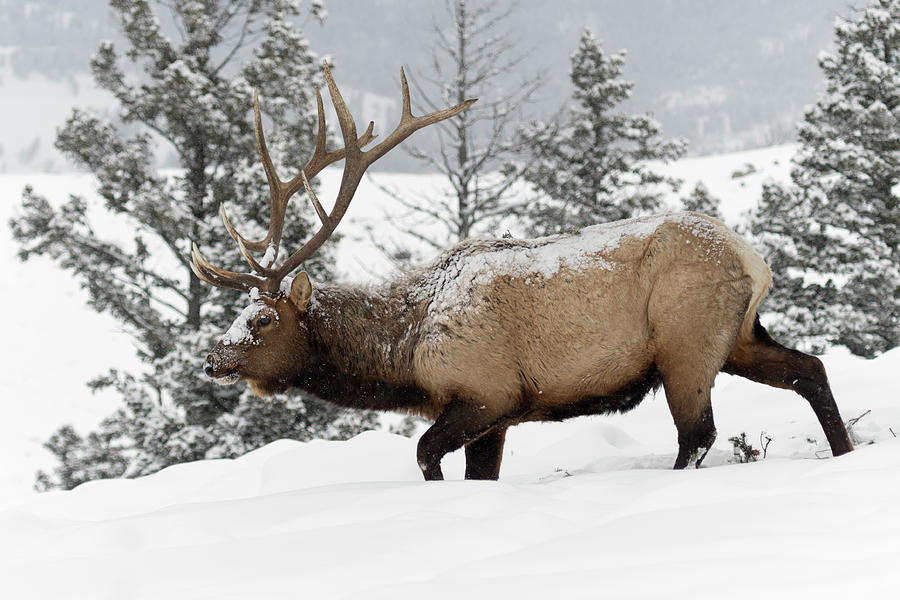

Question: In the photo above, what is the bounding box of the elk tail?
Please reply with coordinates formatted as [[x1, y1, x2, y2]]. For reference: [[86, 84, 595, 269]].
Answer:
[[733, 237, 772, 341]]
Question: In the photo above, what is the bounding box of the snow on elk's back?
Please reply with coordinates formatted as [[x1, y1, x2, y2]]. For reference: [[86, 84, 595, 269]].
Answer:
[[415, 213, 708, 317]]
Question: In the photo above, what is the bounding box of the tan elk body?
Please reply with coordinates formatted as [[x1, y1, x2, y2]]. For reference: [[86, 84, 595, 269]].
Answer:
[[194, 63, 853, 480]]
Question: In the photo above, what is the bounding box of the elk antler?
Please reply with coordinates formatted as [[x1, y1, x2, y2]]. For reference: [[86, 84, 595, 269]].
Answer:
[[219, 87, 377, 266], [191, 61, 476, 295]]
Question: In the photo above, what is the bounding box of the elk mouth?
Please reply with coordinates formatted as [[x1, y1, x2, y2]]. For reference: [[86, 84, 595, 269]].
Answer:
[[204, 359, 242, 385], [213, 371, 241, 385]]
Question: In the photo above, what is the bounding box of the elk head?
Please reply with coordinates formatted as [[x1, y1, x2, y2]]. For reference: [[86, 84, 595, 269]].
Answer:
[[191, 62, 475, 396]]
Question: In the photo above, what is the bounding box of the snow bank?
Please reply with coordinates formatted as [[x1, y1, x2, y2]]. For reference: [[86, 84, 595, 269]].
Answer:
[[1, 348, 898, 599]]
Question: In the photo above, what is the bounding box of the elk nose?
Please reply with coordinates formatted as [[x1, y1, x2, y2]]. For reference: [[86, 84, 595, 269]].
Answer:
[[203, 360, 214, 377]]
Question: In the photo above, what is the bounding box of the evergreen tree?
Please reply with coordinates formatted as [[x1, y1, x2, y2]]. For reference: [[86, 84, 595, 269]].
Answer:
[[10, 0, 377, 490], [681, 181, 723, 219], [752, 0, 900, 358], [515, 29, 686, 235], [750, 183, 842, 354]]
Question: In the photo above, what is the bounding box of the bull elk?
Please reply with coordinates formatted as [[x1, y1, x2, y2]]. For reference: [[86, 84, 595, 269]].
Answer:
[[192, 62, 853, 480]]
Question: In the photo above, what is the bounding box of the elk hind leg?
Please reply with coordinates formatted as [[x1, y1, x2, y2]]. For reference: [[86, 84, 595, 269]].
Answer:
[[723, 319, 853, 456]]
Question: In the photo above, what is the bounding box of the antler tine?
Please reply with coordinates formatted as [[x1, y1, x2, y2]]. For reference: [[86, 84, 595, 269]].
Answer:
[[400, 66, 413, 118], [269, 61, 371, 279], [223, 87, 378, 270], [281, 88, 376, 198], [218, 90, 291, 264], [190, 242, 263, 293], [301, 170, 332, 230], [270, 62, 477, 281], [218, 204, 280, 276], [363, 67, 477, 168], [254, 90, 282, 197]]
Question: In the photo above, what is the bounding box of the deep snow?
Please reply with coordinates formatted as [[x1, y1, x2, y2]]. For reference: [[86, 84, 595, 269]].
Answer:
[[3, 144, 899, 598], [1, 346, 898, 599]]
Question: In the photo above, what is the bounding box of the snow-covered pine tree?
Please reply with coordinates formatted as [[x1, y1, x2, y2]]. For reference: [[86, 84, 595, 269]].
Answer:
[[514, 28, 686, 235], [10, 0, 377, 490], [681, 181, 723, 219], [752, 0, 900, 358], [750, 183, 842, 354]]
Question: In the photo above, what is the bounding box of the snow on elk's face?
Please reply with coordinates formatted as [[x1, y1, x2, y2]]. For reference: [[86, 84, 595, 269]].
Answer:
[[203, 274, 314, 397]]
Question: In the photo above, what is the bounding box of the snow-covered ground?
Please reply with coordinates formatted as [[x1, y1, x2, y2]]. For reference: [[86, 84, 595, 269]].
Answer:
[[1, 346, 898, 599], [3, 144, 899, 598]]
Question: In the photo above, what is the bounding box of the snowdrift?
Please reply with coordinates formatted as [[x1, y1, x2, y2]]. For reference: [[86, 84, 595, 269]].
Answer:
[[2, 348, 898, 599]]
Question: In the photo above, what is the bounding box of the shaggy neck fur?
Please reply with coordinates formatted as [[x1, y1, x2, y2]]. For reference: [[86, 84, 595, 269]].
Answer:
[[290, 282, 431, 413]]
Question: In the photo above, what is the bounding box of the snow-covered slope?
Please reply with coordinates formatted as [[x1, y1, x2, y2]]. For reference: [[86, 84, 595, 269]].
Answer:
[[1, 346, 898, 599], [2, 145, 898, 598]]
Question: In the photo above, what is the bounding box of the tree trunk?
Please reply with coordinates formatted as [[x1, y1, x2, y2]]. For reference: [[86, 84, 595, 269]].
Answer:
[[455, 0, 471, 241], [186, 148, 208, 331]]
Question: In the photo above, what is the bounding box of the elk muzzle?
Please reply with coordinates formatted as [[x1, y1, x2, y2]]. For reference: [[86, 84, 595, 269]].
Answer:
[[203, 343, 243, 385]]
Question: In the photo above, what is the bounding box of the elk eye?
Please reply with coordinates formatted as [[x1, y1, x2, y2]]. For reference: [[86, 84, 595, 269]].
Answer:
[[257, 315, 271, 327]]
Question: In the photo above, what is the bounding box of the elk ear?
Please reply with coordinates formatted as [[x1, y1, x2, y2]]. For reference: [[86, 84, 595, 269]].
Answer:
[[289, 271, 313, 312]]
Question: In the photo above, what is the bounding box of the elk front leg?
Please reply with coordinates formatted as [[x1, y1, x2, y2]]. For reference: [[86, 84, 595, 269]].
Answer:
[[464, 427, 507, 480], [417, 400, 502, 481], [649, 272, 748, 469]]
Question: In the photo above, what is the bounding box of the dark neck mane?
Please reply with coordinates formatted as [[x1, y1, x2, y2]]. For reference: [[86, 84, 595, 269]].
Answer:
[[290, 282, 432, 414]]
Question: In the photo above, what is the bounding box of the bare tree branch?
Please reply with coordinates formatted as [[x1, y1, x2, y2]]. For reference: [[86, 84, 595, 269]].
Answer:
[[378, 0, 543, 256]]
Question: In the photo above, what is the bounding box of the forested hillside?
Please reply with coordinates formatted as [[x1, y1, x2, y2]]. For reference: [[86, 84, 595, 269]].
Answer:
[[0, 0, 848, 171]]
